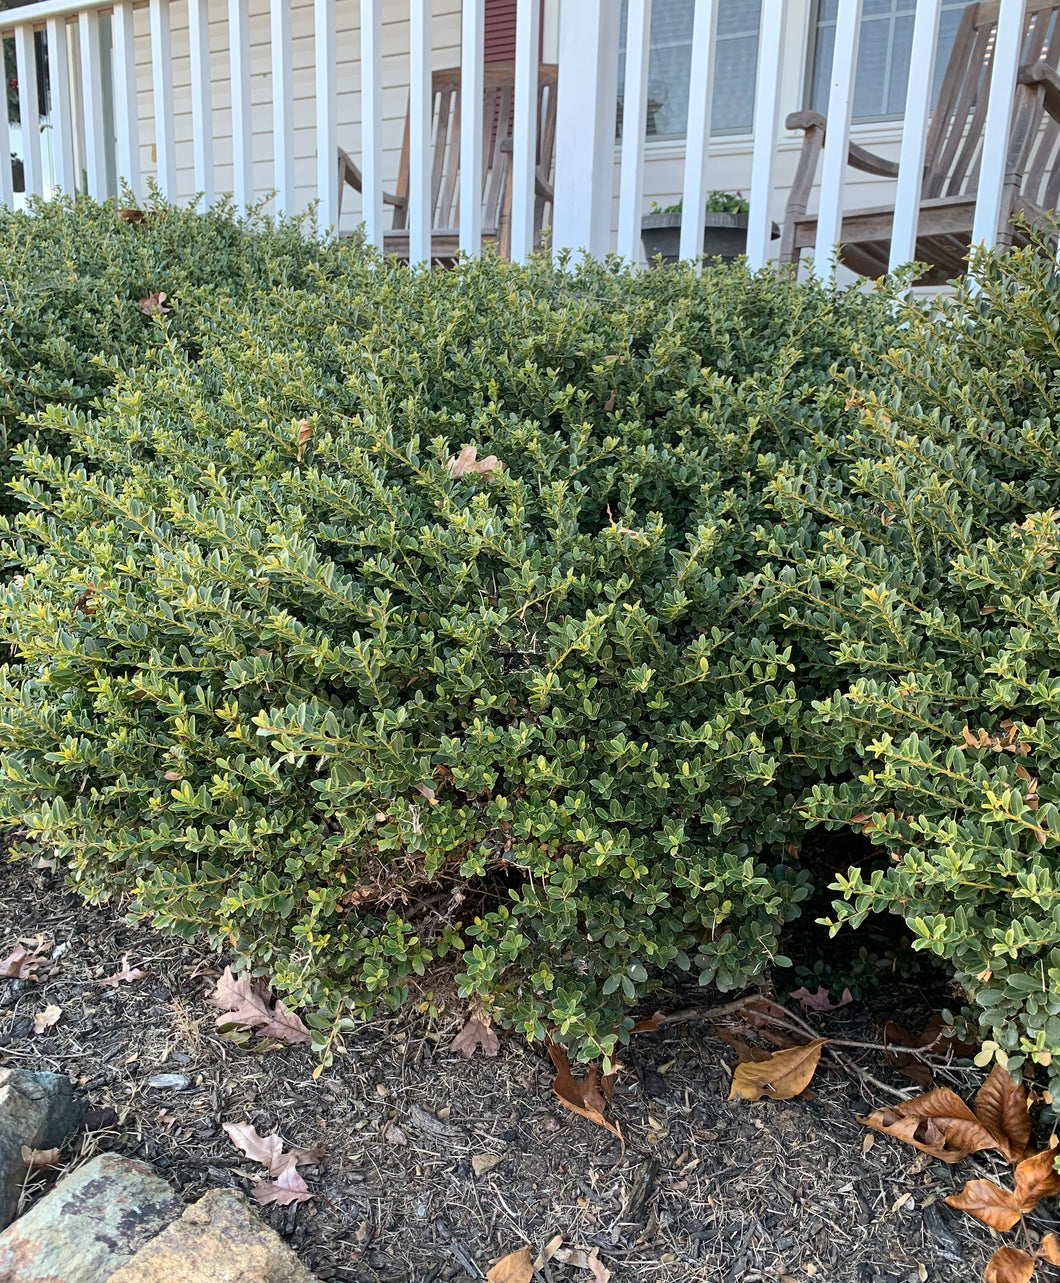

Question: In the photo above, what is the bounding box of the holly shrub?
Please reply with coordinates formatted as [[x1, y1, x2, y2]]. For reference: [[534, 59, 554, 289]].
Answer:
[[2, 206, 1060, 1082], [0, 193, 328, 512]]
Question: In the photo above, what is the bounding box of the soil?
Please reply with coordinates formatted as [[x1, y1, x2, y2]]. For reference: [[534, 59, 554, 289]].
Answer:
[[0, 850, 1052, 1283]]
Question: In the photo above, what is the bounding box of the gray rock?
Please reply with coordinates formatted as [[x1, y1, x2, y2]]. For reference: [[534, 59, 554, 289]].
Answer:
[[147, 1073, 191, 1090], [0, 1068, 84, 1229], [106, 1188, 318, 1282], [0, 1153, 182, 1282]]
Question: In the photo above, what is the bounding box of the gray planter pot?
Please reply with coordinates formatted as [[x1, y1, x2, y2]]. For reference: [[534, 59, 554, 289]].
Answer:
[[641, 210, 762, 265]]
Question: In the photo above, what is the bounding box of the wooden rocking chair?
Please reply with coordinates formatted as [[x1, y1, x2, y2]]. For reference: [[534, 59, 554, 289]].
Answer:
[[781, 0, 1060, 283], [338, 62, 558, 263]]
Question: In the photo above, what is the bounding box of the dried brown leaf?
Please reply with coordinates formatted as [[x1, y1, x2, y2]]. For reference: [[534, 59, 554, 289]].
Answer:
[[984, 1247, 1036, 1283], [223, 1121, 323, 1176], [0, 943, 44, 980], [946, 1146, 1060, 1230], [471, 1153, 503, 1177], [548, 1043, 622, 1141], [448, 445, 504, 481], [295, 418, 312, 461], [138, 291, 170, 316], [859, 1087, 998, 1163], [20, 1145, 59, 1170], [450, 1016, 500, 1059], [975, 1064, 1032, 1163], [728, 1038, 827, 1102], [94, 955, 147, 987], [630, 1010, 666, 1035], [207, 966, 310, 1045], [486, 1246, 533, 1283], [790, 985, 852, 1012], [1039, 1232, 1060, 1266], [32, 1005, 62, 1034], [251, 1164, 315, 1207]]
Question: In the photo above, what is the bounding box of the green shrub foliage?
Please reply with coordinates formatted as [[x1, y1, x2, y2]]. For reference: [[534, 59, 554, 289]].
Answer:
[[2, 208, 1060, 1081], [0, 194, 327, 511]]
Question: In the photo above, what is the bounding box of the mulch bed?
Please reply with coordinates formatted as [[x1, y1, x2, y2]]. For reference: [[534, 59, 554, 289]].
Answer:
[[0, 850, 1044, 1283]]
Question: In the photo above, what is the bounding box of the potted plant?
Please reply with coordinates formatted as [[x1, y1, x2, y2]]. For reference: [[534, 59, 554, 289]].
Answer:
[[640, 191, 773, 265]]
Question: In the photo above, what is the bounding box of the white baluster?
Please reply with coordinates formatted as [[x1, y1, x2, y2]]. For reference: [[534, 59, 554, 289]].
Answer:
[[459, 0, 483, 257], [46, 17, 77, 195], [0, 30, 11, 209], [510, 0, 540, 262], [680, 0, 719, 262], [552, 0, 620, 258], [15, 25, 43, 199], [315, 0, 337, 235], [617, 0, 651, 265], [814, 0, 862, 271], [150, 0, 176, 199], [228, 0, 253, 210], [745, 0, 786, 272], [189, 0, 214, 207], [78, 8, 107, 200], [971, 0, 1027, 253], [270, 0, 294, 217], [409, 0, 432, 265], [889, 0, 941, 273], [112, 1, 141, 197], [360, 0, 383, 246]]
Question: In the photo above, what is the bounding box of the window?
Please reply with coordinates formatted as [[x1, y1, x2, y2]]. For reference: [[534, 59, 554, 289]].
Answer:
[[617, 0, 761, 140], [808, 0, 972, 122]]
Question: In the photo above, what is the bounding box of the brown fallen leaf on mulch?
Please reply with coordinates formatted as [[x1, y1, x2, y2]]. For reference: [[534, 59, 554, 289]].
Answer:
[[790, 985, 852, 1012], [20, 1145, 59, 1170], [486, 1245, 533, 1283], [946, 1146, 1060, 1231], [32, 1005, 62, 1033], [252, 1164, 316, 1207], [0, 942, 45, 979], [728, 1038, 828, 1102], [207, 966, 310, 1044], [883, 1015, 977, 1089], [94, 955, 147, 987], [547, 1043, 621, 1141], [860, 1067, 1029, 1165], [450, 1016, 500, 1059], [222, 1121, 323, 1176]]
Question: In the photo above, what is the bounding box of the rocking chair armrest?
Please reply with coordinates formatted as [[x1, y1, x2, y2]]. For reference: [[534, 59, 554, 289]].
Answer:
[[497, 138, 553, 202], [1020, 61, 1060, 124], [338, 147, 401, 207], [784, 111, 898, 177]]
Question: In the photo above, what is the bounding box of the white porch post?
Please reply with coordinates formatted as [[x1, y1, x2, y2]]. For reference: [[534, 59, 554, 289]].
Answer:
[[46, 16, 77, 195], [813, 0, 862, 272], [409, 0, 433, 266], [745, 0, 786, 271], [189, 0, 214, 207], [149, 0, 177, 199], [510, 0, 540, 262], [617, 0, 651, 265], [315, 0, 337, 235], [112, 1, 142, 197], [459, 0, 484, 257], [680, 0, 718, 262], [78, 8, 107, 200], [971, 0, 1026, 253], [552, 0, 620, 258], [271, 0, 295, 217], [360, 0, 384, 247], [888, 0, 941, 272], [228, 0, 253, 211], [15, 26, 43, 198]]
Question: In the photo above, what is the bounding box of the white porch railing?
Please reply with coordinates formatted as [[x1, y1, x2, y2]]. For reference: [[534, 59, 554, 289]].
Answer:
[[0, 0, 1039, 268]]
